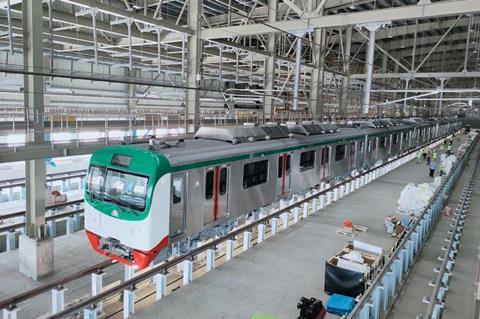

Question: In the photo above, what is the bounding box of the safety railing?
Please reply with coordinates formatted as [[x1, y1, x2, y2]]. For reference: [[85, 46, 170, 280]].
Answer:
[[346, 135, 478, 319], [0, 169, 86, 190], [0, 110, 331, 149]]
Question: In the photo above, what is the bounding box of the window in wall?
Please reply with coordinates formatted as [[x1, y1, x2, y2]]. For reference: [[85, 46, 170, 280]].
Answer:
[[243, 160, 269, 189], [300, 150, 315, 171], [359, 141, 364, 153], [335, 144, 346, 161]]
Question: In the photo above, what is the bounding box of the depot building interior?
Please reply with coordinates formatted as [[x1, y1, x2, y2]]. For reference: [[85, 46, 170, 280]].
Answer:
[[0, 1, 480, 319]]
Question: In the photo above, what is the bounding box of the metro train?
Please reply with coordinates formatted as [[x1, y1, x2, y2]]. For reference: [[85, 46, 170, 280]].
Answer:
[[84, 118, 461, 269]]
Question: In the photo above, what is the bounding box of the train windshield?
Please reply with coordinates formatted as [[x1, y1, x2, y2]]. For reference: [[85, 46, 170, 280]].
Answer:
[[86, 166, 105, 201], [86, 166, 149, 212]]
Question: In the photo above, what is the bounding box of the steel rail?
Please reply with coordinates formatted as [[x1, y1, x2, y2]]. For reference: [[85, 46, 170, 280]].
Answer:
[[423, 142, 480, 318], [44, 131, 458, 319], [347, 134, 478, 318], [0, 208, 86, 233]]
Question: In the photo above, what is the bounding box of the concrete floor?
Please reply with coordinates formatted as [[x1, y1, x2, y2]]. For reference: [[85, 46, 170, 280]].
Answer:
[[388, 143, 480, 319], [132, 153, 447, 319]]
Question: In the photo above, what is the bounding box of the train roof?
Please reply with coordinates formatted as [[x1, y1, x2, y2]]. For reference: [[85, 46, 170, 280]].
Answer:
[[141, 121, 445, 170]]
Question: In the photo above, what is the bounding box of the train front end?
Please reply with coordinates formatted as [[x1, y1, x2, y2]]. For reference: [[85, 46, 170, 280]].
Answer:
[[84, 146, 171, 270]]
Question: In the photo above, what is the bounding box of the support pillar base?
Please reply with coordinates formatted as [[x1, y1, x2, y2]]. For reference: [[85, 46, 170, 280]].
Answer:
[[19, 235, 53, 281]]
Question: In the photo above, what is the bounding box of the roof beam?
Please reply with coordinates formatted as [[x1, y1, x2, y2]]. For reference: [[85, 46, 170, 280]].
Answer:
[[282, 0, 304, 16], [394, 42, 472, 58], [59, 0, 192, 35], [369, 32, 471, 52], [351, 16, 471, 43], [200, 0, 480, 39], [350, 71, 480, 80]]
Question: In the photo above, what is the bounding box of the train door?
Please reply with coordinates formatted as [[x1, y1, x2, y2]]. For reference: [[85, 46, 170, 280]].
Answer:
[[366, 138, 372, 165], [204, 165, 229, 225], [357, 140, 365, 168], [348, 141, 356, 171], [276, 153, 292, 196], [170, 172, 186, 237], [320, 146, 330, 179]]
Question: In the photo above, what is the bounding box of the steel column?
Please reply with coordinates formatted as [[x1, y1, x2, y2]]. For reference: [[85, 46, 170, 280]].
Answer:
[[23, 0, 47, 239], [292, 36, 303, 111], [186, 0, 202, 133], [340, 26, 352, 118], [362, 25, 381, 115], [310, 28, 327, 116], [263, 0, 278, 119]]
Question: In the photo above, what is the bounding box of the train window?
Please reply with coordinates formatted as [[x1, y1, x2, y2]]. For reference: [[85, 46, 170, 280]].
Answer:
[[393, 134, 399, 145], [86, 165, 104, 200], [321, 147, 329, 165], [219, 167, 227, 195], [278, 155, 292, 178], [205, 170, 214, 200], [111, 154, 132, 168], [243, 160, 268, 189], [278, 156, 283, 178], [335, 144, 346, 161], [300, 150, 315, 171], [379, 137, 386, 149], [172, 177, 183, 204], [286, 155, 291, 174], [104, 169, 148, 211]]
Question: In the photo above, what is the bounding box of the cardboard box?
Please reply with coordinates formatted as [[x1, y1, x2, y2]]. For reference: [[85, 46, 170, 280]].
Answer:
[[324, 240, 384, 297]]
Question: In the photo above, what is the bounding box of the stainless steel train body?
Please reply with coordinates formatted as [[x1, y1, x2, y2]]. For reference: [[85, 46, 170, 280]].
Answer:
[[84, 118, 461, 268], [164, 120, 459, 244]]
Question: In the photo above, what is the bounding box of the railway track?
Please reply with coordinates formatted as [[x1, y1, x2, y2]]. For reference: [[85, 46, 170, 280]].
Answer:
[[0, 132, 460, 319]]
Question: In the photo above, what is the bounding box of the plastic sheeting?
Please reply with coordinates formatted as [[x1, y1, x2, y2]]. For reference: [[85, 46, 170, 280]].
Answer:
[[396, 177, 442, 215], [324, 262, 365, 297], [440, 154, 457, 174]]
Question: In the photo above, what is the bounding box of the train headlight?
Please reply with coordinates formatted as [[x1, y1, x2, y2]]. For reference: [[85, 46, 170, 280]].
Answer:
[[111, 209, 119, 217]]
